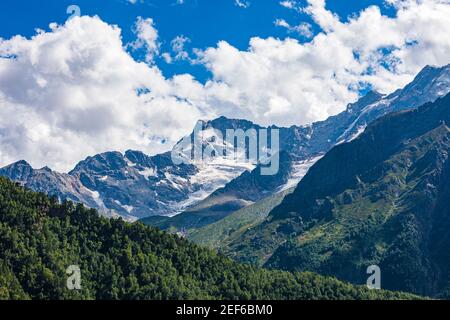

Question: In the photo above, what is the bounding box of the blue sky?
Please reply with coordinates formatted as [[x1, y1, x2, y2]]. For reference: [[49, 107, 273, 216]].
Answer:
[[0, 0, 396, 82]]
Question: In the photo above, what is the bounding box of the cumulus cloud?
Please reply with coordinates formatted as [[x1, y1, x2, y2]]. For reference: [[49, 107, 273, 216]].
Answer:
[[130, 17, 160, 63], [163, 35, 192, 63], [0, 16, 209, 171], [0, 0, 449, 171], [279, 0, 303, 12], [274, 19, 313, 38], [196, 0, 450, 126]]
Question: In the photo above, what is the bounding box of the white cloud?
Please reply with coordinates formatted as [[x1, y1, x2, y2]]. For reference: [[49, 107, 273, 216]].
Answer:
[[274, 19, 313, 38], [131, 17, 160, 63], [304, 0, 340, 32], [0, 16, 209, 172], [163, 35, 192, 63], [235, 0, 251, 8], [162, 52, 173, 64], [196, 0, 450, 126], [280, 1, 295, 9], [279, 0, 303, 12]]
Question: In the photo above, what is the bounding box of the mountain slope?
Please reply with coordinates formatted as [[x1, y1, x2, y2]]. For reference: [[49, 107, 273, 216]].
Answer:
[[0, 117, 262, 221], [189, 187, 295, 248], [141, 151, 294, 232], [224, 93, 450, 298], [1, 64, 449, 222], [131, 63, 448, 222], [141, 64, 450, 231], [0, 176, 419, 300]]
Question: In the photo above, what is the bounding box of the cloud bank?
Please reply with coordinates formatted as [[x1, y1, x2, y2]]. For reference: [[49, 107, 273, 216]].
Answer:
[[0, 17, 208, 171], [0, 0, 449, 171]]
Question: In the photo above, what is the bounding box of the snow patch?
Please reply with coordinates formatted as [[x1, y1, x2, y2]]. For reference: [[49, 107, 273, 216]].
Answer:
[[138, 167, 157, 180], [349, 125, 367, 141], [125, 158, 136, 167], [84, 186, 106, 209], [279, 155, 323, 191], [114, 200, 135, 214], [169, 158, 255, 216]]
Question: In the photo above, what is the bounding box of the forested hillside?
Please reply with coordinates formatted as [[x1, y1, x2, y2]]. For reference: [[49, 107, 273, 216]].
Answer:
[[0, 177, 418, 300], [224, 94, 450, 298]]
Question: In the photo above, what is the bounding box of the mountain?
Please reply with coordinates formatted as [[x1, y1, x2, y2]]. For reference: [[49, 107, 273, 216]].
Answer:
[[0, 160, 101, 209], [0, 176, 419, 300], [1, 64, 449, 222], [0, 116, 265, 221], [0, 151, 201, 220], [223, 93, 450, 298], [141, 64, 450, 230], [141, 151, 294, 232], [0, 140, 255, 222]]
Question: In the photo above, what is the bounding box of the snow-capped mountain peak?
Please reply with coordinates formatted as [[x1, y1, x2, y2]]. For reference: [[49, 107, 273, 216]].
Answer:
[[1, 64, 449, 221]]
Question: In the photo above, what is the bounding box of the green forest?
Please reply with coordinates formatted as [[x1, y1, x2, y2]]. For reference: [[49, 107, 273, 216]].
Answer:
[[0, 177, 419, 300]]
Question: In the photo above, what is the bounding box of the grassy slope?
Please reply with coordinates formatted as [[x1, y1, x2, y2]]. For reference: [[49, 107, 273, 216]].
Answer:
[[189, 188, 294, 248]]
